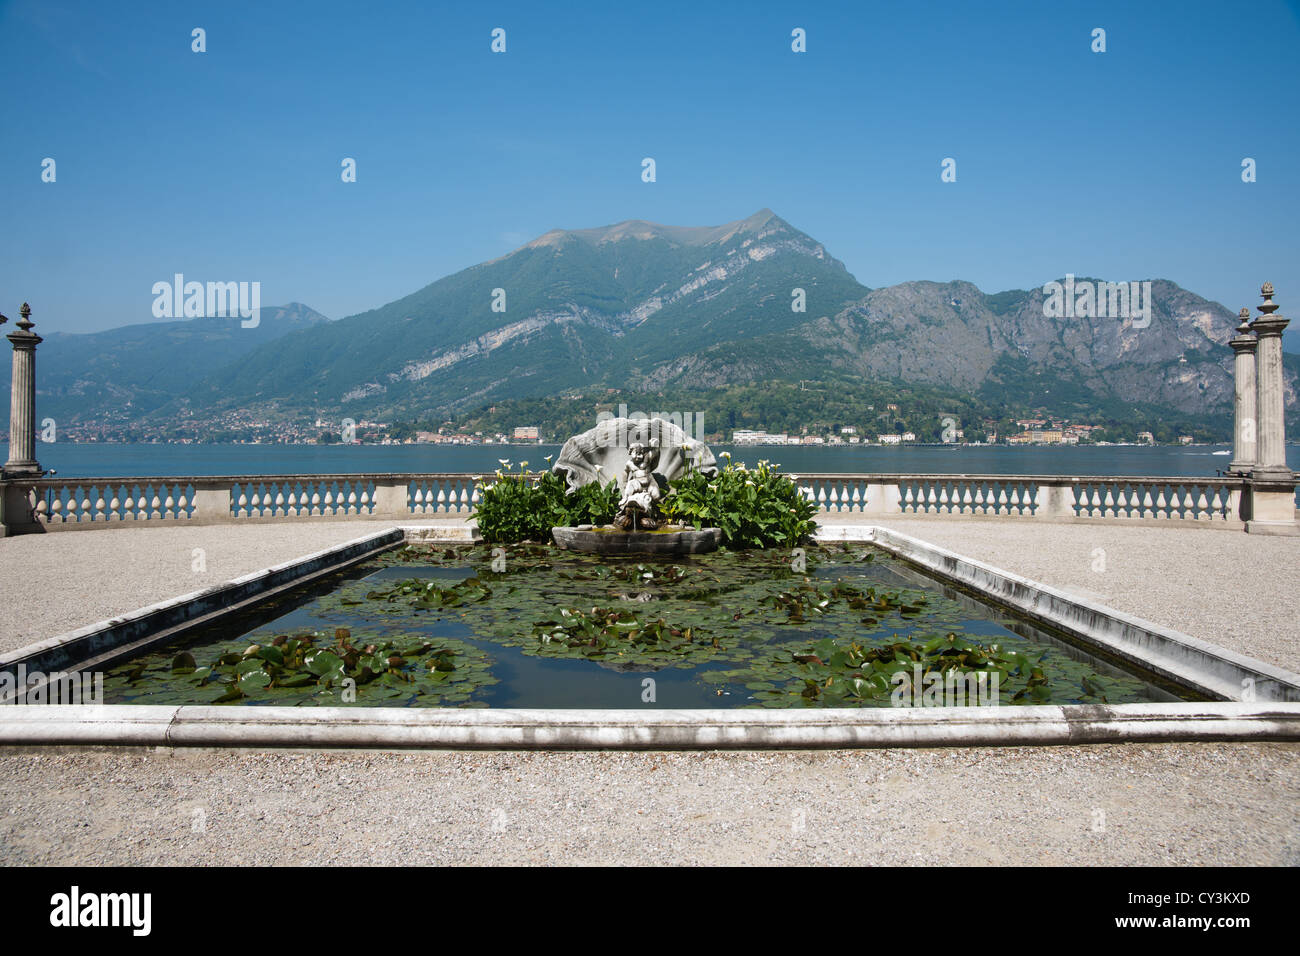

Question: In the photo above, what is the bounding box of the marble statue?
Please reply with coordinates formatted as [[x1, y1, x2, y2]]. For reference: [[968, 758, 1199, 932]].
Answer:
[[551, 416, 717, 495], [614, 440, 664, 530]]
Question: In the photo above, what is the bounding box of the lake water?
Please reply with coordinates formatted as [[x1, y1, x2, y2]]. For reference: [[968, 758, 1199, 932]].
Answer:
[[7, 441, 1296, 480]]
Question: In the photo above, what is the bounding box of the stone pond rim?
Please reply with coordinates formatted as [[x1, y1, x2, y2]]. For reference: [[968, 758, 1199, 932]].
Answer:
[[551, 524, 723, 555]]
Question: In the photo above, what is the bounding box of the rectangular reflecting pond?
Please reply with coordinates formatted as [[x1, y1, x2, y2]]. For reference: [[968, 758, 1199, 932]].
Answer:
[[100, 543, 1195, 709]]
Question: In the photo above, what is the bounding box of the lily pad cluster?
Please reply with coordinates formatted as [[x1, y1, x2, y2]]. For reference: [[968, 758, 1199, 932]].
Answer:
[[532, 605, 725, 666], [108, 627, 497, 706], [770, 581, 926, 625], [354, 576, 494, 611], [704, 632, 1071, 708]]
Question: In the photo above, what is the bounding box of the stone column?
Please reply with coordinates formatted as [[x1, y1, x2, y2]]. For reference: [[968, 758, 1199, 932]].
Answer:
[[1251, 284, 1290, 478], [1227, 308, 1257, 475], [1245, 283, 1298, 535], [3, 304, 43, 477]]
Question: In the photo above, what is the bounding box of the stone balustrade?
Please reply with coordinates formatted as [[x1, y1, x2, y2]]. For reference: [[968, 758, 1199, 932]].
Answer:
[[2, 473, 484, 530], [793, 473, 1248, 523], [0, 471, 1277, 534]]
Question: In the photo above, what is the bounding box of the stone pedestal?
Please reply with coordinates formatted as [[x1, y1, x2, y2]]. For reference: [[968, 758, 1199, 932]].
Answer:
[[552, 524, 722, 555], [191, 482, 233, 523], [862, 482, 901, 516], [0, 482, 39, 537], [1244, 478, 1300, 536], [372, 479, 410, 519], [1033, 482, 1076, 520]]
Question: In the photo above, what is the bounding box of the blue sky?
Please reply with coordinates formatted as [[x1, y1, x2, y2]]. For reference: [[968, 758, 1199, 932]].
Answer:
[[2, 0, 1298, 344]]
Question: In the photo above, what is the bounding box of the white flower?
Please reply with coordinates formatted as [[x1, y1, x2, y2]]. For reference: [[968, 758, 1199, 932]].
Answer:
[[498, 459, 510, 467]]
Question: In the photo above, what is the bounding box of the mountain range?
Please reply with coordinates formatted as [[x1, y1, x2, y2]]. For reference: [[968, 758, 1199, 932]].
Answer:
[[12, 209, 1298, 434]]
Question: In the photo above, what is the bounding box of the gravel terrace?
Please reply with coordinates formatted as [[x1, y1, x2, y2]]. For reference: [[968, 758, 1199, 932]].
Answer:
[[0, 744, 1295, 866]]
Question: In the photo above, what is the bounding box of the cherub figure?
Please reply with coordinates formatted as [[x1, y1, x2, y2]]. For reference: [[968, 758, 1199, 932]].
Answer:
[[614, 440, 664, 530]]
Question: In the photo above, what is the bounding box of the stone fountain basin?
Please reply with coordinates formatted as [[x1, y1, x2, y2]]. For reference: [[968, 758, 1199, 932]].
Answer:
[[551, 524, 722, 555]]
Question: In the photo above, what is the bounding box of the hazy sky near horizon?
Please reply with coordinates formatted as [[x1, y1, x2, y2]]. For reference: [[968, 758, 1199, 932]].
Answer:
[[2, 0, 1298, 345]]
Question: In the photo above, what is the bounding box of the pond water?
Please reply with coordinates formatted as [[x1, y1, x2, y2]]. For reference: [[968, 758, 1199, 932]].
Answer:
[[100, 543, 1191, 709]]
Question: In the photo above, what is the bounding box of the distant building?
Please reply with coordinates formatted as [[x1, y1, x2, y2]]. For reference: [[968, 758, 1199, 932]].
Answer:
[[1178, 435, 1193, 445], [1138, 431, 1155, 445], [877, 434, 902, 445], [513, 426, 539, 441], [733, 430, 789, 445]]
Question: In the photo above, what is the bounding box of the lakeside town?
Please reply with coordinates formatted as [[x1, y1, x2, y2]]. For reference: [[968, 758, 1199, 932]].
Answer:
[[29, 412, 1212, 448]]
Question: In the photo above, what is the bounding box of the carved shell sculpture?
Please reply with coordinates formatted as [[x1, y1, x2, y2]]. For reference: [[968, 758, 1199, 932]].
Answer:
[[551, 417, 718, 492]]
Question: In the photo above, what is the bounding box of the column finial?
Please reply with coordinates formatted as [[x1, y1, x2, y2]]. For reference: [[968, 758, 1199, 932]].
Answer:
[[15, 303, 32, 332], [1237, 307, 1252, 333], [1258, 282, 1278, 318]]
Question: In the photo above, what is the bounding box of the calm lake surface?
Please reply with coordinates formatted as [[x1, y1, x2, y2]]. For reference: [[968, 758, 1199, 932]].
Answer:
[[6, 441, 1297, 480]]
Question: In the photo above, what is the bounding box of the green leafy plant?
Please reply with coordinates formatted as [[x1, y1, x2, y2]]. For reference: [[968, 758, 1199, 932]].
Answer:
[[472, 459, 619, 543], [662, 457, 818, 548]]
